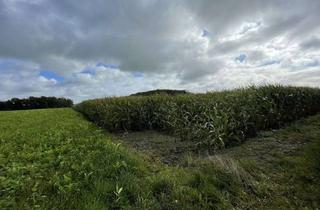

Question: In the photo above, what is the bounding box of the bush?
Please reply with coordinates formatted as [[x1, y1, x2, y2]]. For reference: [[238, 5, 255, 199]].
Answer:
[[74, 85, 320, 151], [0, 96, 73, 111]]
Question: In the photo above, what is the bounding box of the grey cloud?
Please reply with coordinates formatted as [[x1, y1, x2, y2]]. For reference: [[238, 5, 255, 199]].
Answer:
[[300, 37, 320, 50], [0, 0, 319, 101]]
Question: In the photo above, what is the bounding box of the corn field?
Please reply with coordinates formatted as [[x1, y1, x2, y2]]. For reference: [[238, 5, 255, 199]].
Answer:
[[74, 85, 320, 151]]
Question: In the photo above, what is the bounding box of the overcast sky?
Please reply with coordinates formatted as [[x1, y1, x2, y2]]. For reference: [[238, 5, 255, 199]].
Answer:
[[0, 0, 319, 102]]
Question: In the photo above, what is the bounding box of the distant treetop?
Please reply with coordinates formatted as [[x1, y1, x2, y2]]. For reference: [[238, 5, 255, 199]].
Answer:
[[130, 89, 188, 96], [0, 96, 73, 111]]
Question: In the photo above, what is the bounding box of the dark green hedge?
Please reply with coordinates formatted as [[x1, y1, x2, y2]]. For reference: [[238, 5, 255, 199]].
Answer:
[[75, 85, 320, 150], [130, 89, 188, 96], [0, 96, 73, 111]]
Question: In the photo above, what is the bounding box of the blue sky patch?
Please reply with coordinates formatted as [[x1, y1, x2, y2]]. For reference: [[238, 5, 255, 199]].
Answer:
[[305, 59, 319, 67], [0, 59, 22, 71], [235, 54, 247, 63], [96, 62, 119, 69], [260, 60, 281, 67], [39, 70, 64, 81], [202, 29, 209, 37], [81, 67, 96, 75], [131, 72, 144, 78]]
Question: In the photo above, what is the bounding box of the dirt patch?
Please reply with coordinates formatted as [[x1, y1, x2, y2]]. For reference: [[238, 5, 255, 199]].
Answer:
[[114, 131, 197, 165], [114, 128, 309, 166], [114, 129, 309, 166], [113, 116, 318, 167]]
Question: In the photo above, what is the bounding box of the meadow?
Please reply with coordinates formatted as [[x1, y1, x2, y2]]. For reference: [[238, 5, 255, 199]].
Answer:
[[1, 85, 320, 209], [0, 108, 256, 209]]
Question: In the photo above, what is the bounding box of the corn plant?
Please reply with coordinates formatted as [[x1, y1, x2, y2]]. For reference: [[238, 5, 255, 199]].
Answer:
[[74, 85, 320, 150]]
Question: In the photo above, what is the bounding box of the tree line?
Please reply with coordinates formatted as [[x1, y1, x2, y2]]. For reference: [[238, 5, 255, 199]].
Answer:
[[130, 89, 188, 96], [0, 96, 73, 111]]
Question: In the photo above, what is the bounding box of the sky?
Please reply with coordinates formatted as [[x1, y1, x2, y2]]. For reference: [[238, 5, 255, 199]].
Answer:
[[0, 0, 319, 103]]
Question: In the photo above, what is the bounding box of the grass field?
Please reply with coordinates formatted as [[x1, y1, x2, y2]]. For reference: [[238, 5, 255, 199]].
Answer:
[[0, 108, 250, 209], [1, 108, 319, 209]]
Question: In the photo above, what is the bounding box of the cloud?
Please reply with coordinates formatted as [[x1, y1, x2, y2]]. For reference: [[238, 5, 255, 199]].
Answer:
[[300, 36, 320, 50], [0, 0, 319, 102]]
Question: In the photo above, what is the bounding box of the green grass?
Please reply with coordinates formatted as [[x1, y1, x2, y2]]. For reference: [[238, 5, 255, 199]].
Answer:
[[1, 108, 319, 209], [212, 115, 320, 209], [0, 108, 249, 210], [0, 108, 151, 209]]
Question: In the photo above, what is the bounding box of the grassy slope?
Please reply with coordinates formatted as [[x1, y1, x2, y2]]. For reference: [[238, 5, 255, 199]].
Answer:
[[0, 108, 151, 209], [0, 108, 319, 209], [0, 108, 249, 210]]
